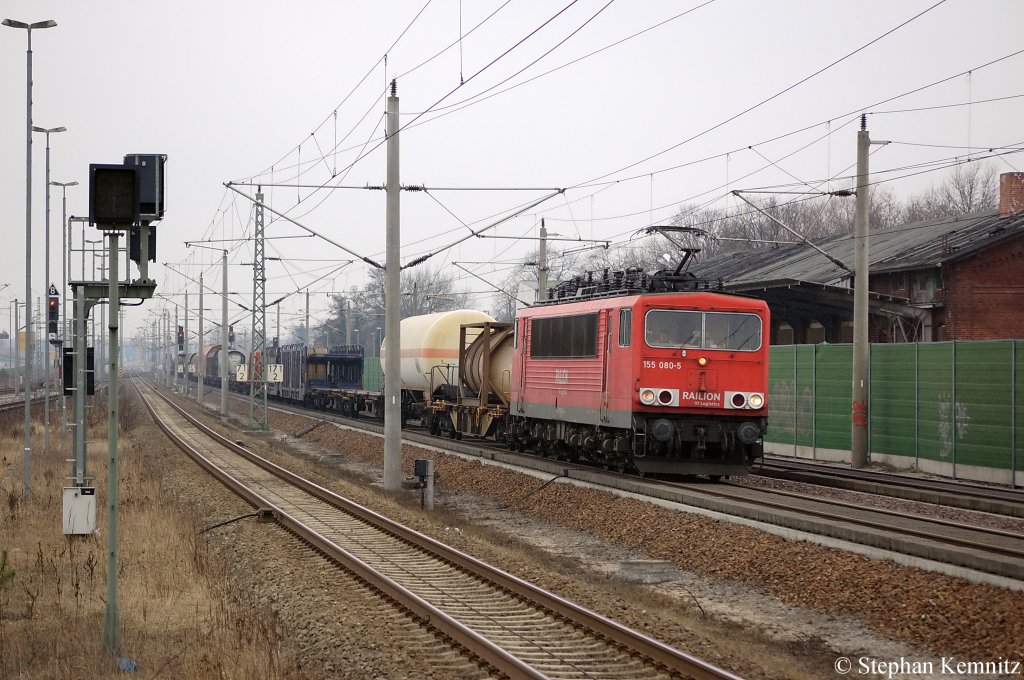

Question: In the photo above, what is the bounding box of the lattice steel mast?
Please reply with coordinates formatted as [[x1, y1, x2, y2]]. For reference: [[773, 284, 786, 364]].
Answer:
[[249, 189, 268, 429]]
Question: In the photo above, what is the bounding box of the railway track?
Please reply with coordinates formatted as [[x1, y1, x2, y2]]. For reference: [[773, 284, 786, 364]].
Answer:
[[755, 458, 1024, 518], [209, 389, 1024, 582], [0, 393, 53, 415], [140, 380, 741, 680], [671, 480, 1024, 579]]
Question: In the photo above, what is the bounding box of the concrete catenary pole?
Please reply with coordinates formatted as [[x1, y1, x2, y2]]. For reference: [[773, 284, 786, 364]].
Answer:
[[184, 289, 189, 396], [851, 116, 870, 469], [538, 218, 548, 302], [14, 302, 19, 396], [198, 273, 204, 404], [345, 298, 352, 345], [221, 250, 228, 416], [383, 80, 402, 491], [174, 305, 179, 392]]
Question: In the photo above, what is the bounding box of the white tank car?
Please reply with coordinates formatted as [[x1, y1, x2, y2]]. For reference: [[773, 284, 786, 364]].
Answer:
[[380, 309, 494, 396]]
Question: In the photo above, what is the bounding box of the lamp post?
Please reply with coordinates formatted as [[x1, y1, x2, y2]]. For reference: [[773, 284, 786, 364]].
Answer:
[[4, 17, 58, 499], [34, 125, 66, 457], [52, 181, 77, 432]]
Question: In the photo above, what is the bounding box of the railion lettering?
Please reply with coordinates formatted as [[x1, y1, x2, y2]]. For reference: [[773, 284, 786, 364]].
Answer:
[[680, 391, 721, 402]]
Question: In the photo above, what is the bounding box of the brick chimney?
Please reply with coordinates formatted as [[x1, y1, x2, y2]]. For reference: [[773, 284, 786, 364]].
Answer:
[[1000, 172, 1024, 217]]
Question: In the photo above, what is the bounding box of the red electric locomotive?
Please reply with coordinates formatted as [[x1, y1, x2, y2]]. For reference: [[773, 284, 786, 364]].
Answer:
[[504, 288, 768, 477]]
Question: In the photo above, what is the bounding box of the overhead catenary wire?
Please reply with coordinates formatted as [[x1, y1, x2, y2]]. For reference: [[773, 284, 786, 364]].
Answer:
[[218, 5, 1015, 296], [570, 0, 949, 189], [184, 7, 1024, 317], [223, 183, 385, 270]]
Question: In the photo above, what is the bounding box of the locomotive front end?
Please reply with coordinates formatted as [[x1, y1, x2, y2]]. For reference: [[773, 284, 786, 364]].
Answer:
[[634, 302, 769, 477]]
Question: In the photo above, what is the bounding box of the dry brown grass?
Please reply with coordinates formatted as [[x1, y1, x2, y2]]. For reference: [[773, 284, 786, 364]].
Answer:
[[0, 390, 301, 678]]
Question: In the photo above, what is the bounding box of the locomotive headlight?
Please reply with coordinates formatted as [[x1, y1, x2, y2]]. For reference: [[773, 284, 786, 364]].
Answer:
[[697, 356, 708, 366], [639, 388, 657, 405], [747, 393, 764, 409]]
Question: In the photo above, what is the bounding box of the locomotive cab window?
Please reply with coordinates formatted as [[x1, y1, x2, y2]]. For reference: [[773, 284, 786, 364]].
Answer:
[[645, 309, 762, 351], [645, 310, 702, 348], [618, 309, 631, 347], [705, 312, 762, 351], [530, 313, 598, 358]]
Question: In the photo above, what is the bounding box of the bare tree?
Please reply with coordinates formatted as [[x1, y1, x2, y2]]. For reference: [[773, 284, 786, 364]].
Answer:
[[322, 266, 467, 347], [490, 247, 584, 321], [904, 162, 998, 222]]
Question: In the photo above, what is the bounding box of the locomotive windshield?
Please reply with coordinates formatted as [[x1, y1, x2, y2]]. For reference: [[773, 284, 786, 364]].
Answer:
[[645, 310, 761, 351]]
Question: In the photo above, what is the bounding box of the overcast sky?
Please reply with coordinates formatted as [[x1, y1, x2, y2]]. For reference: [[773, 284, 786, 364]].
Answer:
[[1, 0, 1022, 343]]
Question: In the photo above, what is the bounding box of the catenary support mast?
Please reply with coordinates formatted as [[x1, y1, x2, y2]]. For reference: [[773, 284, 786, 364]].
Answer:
[[851, 116, 871, 469], [383, 81, 402, 491]]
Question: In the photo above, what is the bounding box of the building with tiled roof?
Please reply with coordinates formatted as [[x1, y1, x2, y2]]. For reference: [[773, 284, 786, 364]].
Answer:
[[688, 172, 1024, 343]]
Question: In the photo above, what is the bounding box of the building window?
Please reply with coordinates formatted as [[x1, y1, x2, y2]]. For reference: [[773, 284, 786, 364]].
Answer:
[[806, 321, 825, 344], [777, 323, 794, 345]]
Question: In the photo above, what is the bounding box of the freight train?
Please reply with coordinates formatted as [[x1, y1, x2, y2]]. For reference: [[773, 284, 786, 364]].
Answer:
[[188, 269, 770, 477], [187, 344, 248, 391]]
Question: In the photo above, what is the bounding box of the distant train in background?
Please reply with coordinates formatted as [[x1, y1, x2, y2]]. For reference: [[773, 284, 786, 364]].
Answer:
[[186, 259, 770, 477], [187, 344, 247, 391]]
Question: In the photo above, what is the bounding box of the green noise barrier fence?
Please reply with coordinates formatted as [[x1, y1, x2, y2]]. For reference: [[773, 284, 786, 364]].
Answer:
[[767, 341, 1023, 483]]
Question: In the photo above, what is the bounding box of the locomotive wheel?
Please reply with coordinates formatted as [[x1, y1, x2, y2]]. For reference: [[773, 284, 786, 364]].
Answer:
[[455, 431, 463, 440]]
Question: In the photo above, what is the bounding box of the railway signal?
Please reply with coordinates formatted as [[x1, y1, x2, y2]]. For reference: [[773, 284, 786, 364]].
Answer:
[[88, 164, 139, 228], [176, 325, 185, 352], [47, 285, 59, 339]]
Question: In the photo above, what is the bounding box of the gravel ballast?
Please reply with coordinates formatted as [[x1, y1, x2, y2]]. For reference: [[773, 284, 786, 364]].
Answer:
[[152, 392, 1024, 678]]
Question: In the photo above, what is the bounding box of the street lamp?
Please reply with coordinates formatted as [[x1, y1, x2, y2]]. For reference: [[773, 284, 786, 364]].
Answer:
[[34, 125, 67, 457], [4, 16, 58, 499], [52, 180, 77, 432]]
